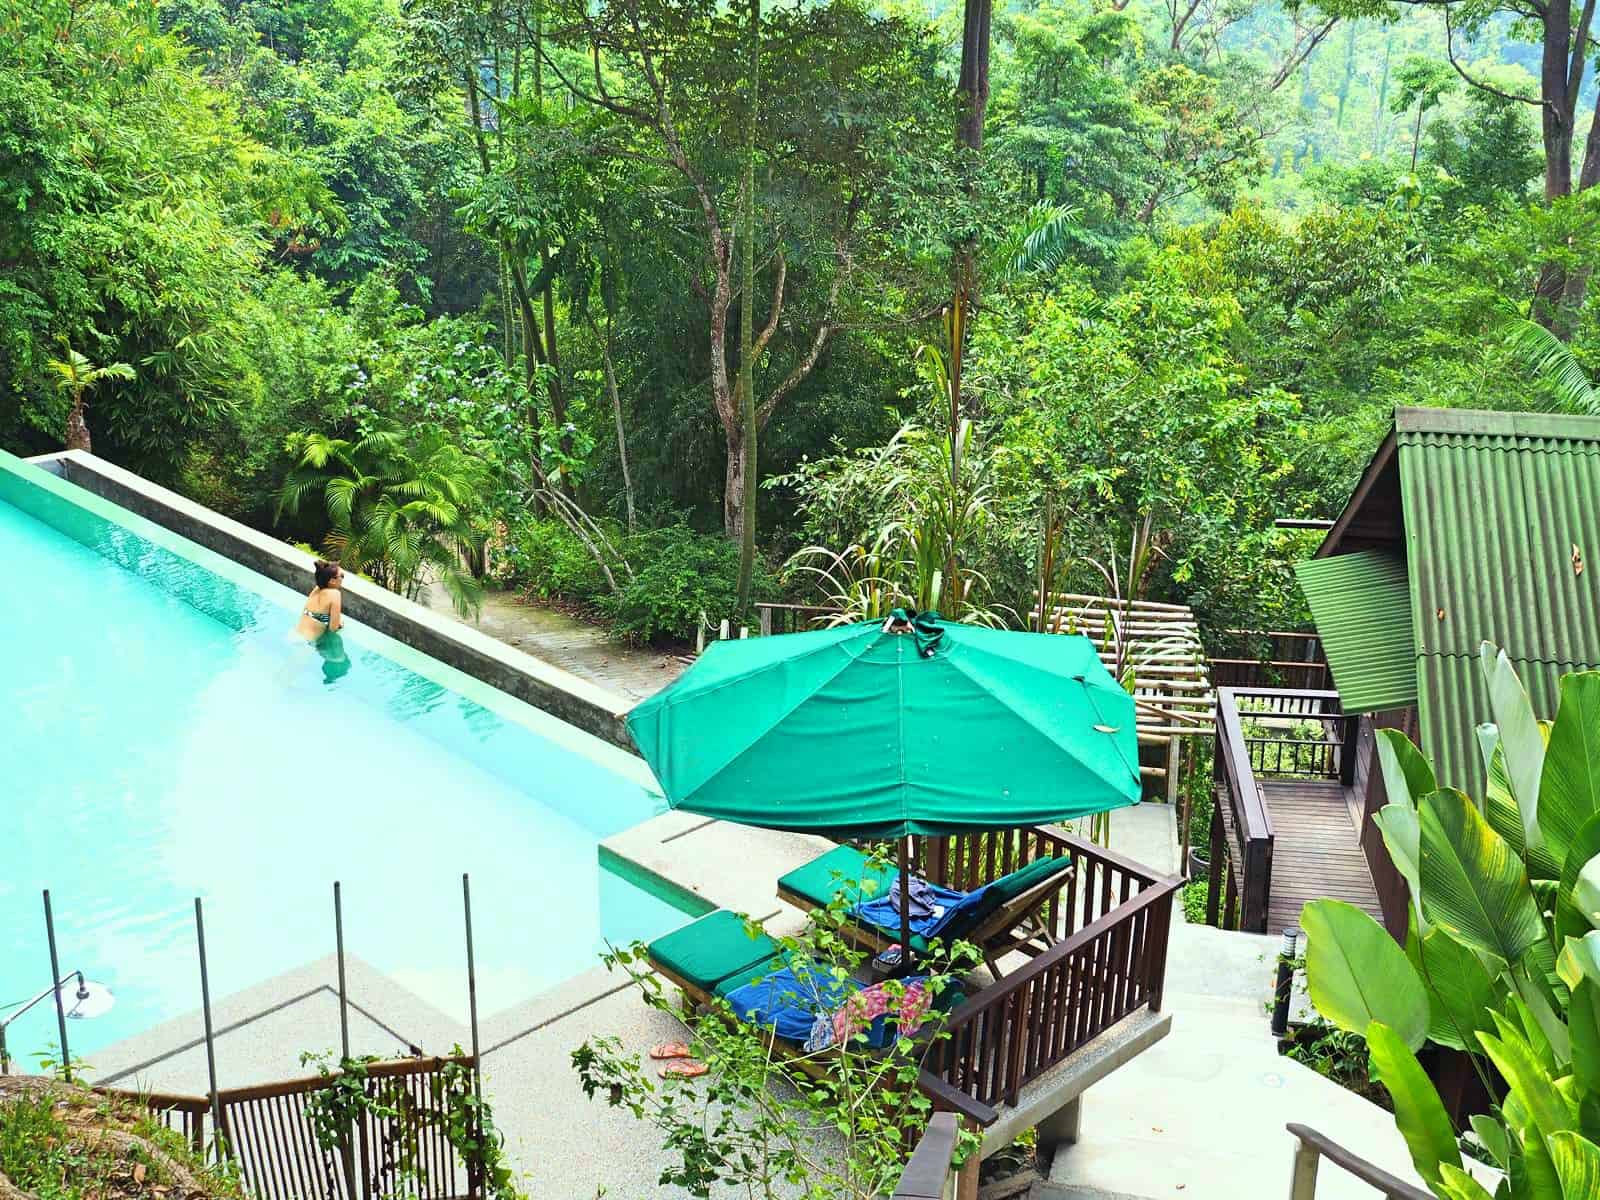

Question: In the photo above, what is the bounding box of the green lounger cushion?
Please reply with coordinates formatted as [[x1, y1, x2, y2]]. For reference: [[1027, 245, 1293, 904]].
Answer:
[[947, 854, 1072, 930], [649, 910, 781, 991], [778, 845, 897, 909]]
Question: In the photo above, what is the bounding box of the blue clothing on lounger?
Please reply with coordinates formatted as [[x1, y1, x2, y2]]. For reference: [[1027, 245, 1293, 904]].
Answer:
[[722, 964, 862, 1045], [852, 881, 987, 941]]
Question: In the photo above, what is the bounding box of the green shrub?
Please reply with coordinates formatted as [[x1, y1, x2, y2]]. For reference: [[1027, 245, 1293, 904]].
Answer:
[[1180, 878, 1210, 924], [600, 525, 778, 644], [496, 517, 610, 603]]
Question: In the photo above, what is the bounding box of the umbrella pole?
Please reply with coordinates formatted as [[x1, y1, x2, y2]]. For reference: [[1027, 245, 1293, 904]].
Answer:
[[898, 837, 912, 970]]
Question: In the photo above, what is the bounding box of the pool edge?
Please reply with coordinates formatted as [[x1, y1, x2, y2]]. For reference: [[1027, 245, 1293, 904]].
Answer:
[[20, 449, 640, 754]]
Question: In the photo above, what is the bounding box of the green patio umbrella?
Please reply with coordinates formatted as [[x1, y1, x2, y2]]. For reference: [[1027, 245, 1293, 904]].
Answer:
[[625, 610, 1141, 956]]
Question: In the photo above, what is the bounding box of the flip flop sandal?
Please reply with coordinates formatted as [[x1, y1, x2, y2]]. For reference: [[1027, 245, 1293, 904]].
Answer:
[[649, 1041, 692, 1060], [659, 1059, 708, 1079]]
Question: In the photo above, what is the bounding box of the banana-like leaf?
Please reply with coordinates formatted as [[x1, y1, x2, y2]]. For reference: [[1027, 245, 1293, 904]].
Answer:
[[1560, 818, 1600, 941], [1500, 986, 1567, 1077], [1515, 1132, 1567, 1200], [1302, 900, 1428, 1049], [1481, 643, 1546, 853], [1568, 979, 1600, 1097], [1469, 1114, 1511, 1169], [1437, 1164, 1496, 1200], [1549, 1131, 1600, 1200], [1488, 740, 1565, 881], [1559, 932, 1600, 992], [1405, 921, 1499, 1052], [1367, 1020, 1463, 1189], [1480, 1024, 1577, 1143], [1421, 789, 1545, 966], [1539, 674, 1600, 875], [1377, 803, 1428, 931], [1577, 855, 1600, 930], [1378, 728, 1437, 811]]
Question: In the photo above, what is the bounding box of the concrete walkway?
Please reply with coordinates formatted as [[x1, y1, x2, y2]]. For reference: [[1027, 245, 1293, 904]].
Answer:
[[425, 589, 684, 703], [1042, 804, 1494, 1200]]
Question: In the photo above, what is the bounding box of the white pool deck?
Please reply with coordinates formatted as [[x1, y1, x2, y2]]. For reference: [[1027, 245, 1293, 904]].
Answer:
[[78, 803, 1472, 1200]]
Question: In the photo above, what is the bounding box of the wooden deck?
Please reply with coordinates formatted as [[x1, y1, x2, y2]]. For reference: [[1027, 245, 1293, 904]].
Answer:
[[1260, 778, 1383, 934]]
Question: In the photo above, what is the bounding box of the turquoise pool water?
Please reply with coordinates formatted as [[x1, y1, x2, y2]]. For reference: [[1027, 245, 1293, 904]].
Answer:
[[0, 454, 690, 1064]]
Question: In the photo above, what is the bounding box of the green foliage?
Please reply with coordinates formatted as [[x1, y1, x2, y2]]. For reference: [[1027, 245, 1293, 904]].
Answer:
[[495, 517, 610, 603], [0, 1087, 245, 1200], [599, 525, 777, 644], [1302, 652, 1600, 1199], [279, 426, 487, 616], [1302, 899, 1429, 1050], [572, 871, 981, 1198], [299, 1050, 519, 1200]]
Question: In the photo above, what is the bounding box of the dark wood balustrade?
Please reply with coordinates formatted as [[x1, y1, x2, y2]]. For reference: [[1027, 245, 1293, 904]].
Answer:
[[104, 1055, 479, 1200], [888, 829, 1179, 1126]]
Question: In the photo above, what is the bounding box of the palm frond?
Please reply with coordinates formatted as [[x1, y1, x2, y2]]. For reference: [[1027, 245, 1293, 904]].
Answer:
[[990, 203, 1081, 285], [1503, 318, 1600, 414]]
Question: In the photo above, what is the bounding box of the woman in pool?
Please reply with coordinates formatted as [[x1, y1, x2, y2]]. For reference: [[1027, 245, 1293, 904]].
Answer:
[[296, 559, 345, 639]]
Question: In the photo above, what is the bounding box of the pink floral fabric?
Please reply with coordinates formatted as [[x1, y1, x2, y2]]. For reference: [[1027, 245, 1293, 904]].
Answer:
[[832, 977, 932, 1045]]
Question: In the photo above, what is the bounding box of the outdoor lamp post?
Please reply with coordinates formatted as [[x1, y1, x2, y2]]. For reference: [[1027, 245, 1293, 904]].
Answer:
[[0, 971, 115, 1075]]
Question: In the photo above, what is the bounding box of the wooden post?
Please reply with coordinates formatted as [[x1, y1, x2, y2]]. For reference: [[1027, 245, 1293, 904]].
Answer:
[[1289, 1137, 1320, 1200], [759, 607, 772, 637], [719, 618, 731, 642], [953, 1119, 982, 1200], [1164, 736, 1180, 805], [1205, 807, 1223, 926]]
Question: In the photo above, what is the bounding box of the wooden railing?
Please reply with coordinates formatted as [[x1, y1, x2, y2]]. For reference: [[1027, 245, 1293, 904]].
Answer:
[[1207, 688, 1357, 932], [754, 601, 834, 635], [889, 1112, 960, 1198], [902, 830, 1179, 1123], [104, 1055, 478, 1200], [1286, 1124, 1432, 1200], [1210, 630, 1330, 693]]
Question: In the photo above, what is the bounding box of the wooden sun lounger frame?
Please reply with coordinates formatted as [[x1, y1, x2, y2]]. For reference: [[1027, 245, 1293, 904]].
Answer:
[[777, 859, 1076, 979]]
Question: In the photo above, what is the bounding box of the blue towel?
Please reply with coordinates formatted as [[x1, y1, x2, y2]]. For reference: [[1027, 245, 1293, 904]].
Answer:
[[723, 965, 933, 1050], [852, 881, 987, 940], [723, 964, 862, 1045]]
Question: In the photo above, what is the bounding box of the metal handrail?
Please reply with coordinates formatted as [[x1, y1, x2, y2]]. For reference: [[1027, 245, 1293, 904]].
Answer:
[[1286, 1123, 1433, 1200]]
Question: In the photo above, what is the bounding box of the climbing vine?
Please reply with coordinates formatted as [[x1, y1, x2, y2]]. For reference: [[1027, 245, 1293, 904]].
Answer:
[[299, 1049, 518, 1200]]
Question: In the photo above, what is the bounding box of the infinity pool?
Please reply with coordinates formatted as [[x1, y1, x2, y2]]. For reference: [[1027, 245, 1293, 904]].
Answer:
[[0, 452, 689, 1063]]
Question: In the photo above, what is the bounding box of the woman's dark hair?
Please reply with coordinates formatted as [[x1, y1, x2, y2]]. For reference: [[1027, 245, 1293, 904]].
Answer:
[[314, 559, 341, 588]]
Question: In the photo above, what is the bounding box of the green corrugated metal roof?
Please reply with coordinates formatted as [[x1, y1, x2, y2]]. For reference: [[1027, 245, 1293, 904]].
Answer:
[[1294, 550, 1418, 712], [1394, 406, 1600, 793]]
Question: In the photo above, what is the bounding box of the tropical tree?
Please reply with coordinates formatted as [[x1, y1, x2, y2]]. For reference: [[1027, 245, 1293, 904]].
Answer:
[[46, 344, 135, 453], [278, 429, 487, 616], [1302, 646, 1600, 1199]]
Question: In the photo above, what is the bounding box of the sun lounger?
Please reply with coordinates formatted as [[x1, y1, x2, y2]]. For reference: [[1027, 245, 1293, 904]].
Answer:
[[776, 844, 1075, 976], [643, 910, 961, 1059]]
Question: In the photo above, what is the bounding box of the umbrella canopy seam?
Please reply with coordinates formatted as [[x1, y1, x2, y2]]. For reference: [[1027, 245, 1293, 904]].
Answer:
[[644, 624, 874, 710], [940, 651, 1142, 795], [634, 630, 884, 802]]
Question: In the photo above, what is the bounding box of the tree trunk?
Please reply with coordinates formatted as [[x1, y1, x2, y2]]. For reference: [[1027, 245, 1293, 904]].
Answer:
[[956, 0, 992, 155], [599, 321, 636, 533], [1373, 35, 1393, 156], [734, 0, 760, 613], [1335, 23, 1356, 130], [65, 395, 90, 452], [724, 423, 747, 542], [949, 0, 991, 478], [1534, 0, 1578, 320]]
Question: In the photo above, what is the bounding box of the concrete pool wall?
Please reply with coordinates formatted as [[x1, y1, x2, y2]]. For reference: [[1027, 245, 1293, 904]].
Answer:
[[26, 450, 634, 750]]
